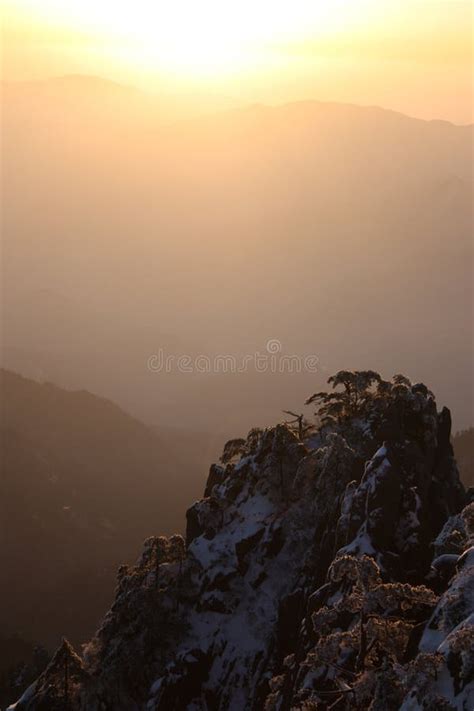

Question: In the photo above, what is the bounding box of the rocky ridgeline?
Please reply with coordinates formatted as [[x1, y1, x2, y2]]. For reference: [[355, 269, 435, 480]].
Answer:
[[9, 372, 473, 710]]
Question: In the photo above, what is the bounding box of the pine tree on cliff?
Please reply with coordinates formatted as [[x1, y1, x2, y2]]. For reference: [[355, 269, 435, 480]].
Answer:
[[282, 411, 313, 441], [22, 638, 86, 710], [305, 369, 382, 422]]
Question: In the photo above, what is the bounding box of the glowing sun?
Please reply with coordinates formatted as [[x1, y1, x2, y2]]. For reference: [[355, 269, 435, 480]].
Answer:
[[7, 0, 372, 79]]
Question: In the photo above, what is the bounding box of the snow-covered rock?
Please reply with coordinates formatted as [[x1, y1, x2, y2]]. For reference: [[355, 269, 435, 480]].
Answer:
[[11, 373, 471, 710]]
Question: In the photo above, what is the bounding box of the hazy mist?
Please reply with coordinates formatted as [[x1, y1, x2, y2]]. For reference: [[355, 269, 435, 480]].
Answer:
[[2, 77, 472, 439]]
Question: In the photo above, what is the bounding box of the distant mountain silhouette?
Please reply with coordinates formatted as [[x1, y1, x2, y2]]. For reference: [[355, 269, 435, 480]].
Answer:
[[1, 74, 239, 128], [0, 369, 220, 649], [2, 77, 472, 436]]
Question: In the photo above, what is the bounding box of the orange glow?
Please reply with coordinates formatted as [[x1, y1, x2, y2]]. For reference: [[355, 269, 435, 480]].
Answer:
[[2, 0, 472, 122]]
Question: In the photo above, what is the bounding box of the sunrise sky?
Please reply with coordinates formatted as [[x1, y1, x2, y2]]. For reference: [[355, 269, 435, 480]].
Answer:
[[2, 0, 473, 122]]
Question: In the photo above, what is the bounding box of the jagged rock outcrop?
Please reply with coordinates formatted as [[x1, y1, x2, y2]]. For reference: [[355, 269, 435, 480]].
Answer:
[[9, 373, 472, 710], [8, 639, 87, 711]]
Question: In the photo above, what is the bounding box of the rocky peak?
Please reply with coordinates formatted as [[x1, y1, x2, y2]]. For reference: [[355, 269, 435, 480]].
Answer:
[[9, 372, 472, 710]]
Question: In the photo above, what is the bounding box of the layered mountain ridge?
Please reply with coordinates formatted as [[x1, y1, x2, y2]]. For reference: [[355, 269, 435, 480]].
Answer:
[[0, 368, 218, 651], [3, 85, 473, 434], [10, 372, 473, 710]]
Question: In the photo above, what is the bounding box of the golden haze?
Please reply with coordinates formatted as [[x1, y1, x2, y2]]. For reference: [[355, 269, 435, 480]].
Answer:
[[2, 0, 473, 122]]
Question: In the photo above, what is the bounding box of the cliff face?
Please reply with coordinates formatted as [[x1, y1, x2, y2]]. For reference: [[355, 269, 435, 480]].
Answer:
[[10, 373, 472, 711]]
